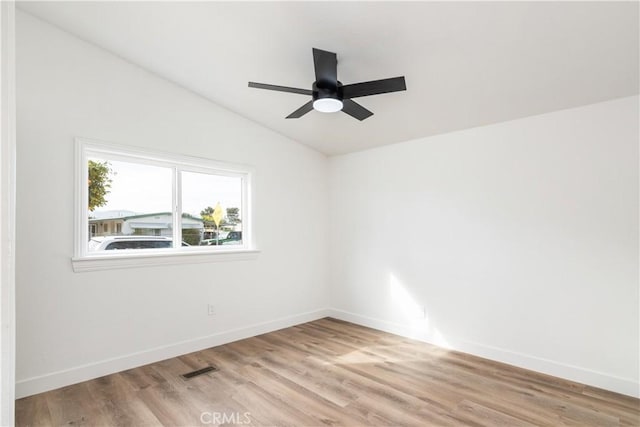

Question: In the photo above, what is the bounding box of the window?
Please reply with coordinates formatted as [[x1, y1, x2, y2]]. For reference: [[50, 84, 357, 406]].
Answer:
[[74, 139, 255, 271]]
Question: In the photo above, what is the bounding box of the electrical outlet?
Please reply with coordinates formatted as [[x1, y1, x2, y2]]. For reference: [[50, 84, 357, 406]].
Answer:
[[207, 304, 216, 316]]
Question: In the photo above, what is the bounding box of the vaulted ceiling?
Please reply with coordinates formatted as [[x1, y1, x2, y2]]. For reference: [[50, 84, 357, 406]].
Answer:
[[18, 1, 639, 155]]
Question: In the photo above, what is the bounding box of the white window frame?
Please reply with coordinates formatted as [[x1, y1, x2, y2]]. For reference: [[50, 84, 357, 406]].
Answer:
[[72, 138, 258, 272]]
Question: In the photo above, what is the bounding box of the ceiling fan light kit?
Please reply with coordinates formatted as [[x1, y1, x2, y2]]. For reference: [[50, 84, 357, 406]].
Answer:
[[248, 48, 406, 121], [313, 98, 343, 113]]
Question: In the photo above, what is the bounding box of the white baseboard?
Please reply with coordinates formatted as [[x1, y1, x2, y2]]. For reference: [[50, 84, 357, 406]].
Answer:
[[327, 308, 640, 398], [16, 307, 639, 399], [15, 308, 330, 398]]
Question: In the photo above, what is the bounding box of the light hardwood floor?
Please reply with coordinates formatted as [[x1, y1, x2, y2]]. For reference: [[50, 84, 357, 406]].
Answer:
[[16, 318, 640, 426]]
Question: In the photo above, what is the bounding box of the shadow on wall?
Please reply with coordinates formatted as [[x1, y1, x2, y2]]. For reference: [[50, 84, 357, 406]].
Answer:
[[388, 272, 451, 349]]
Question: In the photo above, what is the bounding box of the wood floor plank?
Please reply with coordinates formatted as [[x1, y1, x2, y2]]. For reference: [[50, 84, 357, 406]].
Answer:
[[240, 361, 370, 426], [305, 356, 462, 425], [45, 383, 113, 426], [451, 399, 537, 426], [14, 394, 52, 427], [85, 374, 163, 426], [16, 318, 640, 426], [380, 358, 568, 425], [230, 380, 321, 427], [119, 364, 167, 392], [250, 344, 359, 408]]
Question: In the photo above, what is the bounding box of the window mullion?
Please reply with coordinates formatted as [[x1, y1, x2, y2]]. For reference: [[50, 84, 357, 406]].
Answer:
[[173, 167, 182, 249]]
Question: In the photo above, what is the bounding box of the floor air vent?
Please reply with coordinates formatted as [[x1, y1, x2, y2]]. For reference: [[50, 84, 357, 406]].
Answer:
[[181, 365, 218, 379]]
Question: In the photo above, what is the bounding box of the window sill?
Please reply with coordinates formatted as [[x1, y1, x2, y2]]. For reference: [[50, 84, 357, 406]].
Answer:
[[71, 249, 260, 272]]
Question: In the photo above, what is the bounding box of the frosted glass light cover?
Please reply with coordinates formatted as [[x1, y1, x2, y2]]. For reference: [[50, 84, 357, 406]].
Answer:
[[313, 98, 343, 113]]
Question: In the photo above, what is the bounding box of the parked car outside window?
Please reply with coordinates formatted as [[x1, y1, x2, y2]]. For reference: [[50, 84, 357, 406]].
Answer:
[[199, 231, 242, 246], [88, 236, 190, 251]]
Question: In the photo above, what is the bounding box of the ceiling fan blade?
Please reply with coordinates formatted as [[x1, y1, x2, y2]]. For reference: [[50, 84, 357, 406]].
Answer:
[[248, 82, 312, 96], [286, 101, 314, 119], [342, 77, 406, 99], [342, 99, 373, 121], [313, 48, 337, 85]]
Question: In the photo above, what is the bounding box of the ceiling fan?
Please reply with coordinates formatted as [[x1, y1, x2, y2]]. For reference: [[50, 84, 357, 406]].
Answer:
[[248, 48, 406, 121]]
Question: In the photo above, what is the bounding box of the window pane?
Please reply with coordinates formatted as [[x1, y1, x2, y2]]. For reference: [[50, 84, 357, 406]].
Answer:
[[87, 158, 173, 251], [181, 171, 243, 247]]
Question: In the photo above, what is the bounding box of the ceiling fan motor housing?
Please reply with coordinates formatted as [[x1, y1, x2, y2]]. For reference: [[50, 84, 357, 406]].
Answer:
[[312, 81, 343, 102]]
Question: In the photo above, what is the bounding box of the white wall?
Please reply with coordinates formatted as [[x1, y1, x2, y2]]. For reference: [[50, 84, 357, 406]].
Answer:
[[328, 96, 639, 397], [15, 11, 328, 397], [0, 1, 16, 423]]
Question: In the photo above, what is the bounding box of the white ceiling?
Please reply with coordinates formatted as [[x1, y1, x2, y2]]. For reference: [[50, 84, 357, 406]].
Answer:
[[18, 1, 639, 156]]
